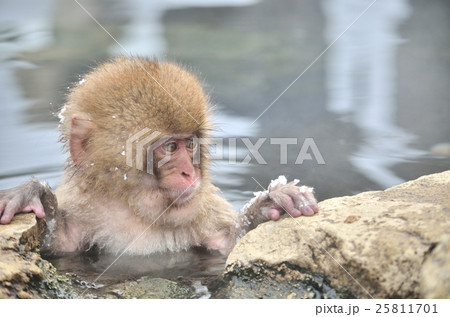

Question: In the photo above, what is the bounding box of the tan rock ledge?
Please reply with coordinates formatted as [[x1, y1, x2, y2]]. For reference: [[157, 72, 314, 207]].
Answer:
[[0, 214, 46, 298], [226, 171, 450, 299], [0, 213, 78, 299]]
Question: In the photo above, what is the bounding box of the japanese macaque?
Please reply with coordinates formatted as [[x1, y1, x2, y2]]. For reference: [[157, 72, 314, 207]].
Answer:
[[0, 57, 318, 256]]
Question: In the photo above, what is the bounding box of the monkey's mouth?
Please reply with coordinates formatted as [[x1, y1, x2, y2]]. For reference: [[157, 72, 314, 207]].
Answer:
[[164, 185, 198, 204]]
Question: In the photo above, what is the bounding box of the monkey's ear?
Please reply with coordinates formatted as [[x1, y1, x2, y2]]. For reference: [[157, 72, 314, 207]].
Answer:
[[69, 116, 96, 166]]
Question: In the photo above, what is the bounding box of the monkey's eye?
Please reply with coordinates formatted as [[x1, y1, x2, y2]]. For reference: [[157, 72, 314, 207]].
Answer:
[[163, 142, 178, 153], [186, 138, 196, 150]]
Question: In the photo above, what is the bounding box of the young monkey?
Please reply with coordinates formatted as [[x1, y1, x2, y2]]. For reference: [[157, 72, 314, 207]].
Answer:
[[0, 57, 318, 256]]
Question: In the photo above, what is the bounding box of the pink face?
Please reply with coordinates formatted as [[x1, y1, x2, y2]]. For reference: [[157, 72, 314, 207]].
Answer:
[[153, 135, 201, 203]]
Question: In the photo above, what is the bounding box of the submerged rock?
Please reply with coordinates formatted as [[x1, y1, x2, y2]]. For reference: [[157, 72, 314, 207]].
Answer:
[[226, 171, 450, 299], [430, 143, 450, 157], [121, 277, 193, 299], [214, 262, 349, 299]]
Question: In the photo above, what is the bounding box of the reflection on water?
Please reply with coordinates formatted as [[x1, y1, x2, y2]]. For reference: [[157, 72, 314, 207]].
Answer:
[[108, 0, 258, 57], [44, 248, 227, 297], [211, 112, 259, 210], [322, 0, 423, 188], [0, 0, 65, 189], [45, 248, 226, 280], [0, 0, 449, 294]]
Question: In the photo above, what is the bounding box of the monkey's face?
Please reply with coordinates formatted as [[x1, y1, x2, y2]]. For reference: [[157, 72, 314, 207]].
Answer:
[[60, 57, 211, 219], [152, 134, 201, 205]]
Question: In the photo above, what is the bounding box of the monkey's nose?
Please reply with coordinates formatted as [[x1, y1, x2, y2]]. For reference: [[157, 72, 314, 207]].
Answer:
[[181, 170, 197, 187], [181, 171, 191, 178]]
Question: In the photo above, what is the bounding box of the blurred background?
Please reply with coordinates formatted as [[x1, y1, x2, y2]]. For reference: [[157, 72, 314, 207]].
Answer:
[[1, 0, 449, 210]]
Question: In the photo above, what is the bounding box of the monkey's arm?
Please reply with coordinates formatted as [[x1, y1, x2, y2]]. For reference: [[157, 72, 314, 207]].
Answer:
[[0, 178, 55, 224], [237, 176, 318, 235], [203, 176, 318, 255], [200, 184, 240, 255]]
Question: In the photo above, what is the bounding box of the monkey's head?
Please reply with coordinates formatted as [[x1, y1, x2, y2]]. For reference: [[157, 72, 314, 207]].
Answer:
[[59, 57, 212, 218]]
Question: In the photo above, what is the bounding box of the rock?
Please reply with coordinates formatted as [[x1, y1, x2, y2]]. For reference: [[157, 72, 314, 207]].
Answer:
[[226, 171, 450, 299], [0, 214, 46, 298], [214, 262, 346, 298], [0, 213, 77, 299], [121, 277, 192, 299], [420, 235, 450, 299]]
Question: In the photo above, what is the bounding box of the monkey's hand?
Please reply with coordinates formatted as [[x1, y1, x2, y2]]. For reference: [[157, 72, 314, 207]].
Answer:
[[264, 175, 318, 220], [0, 178, 53, 224], [238, 176, 318, 233]]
